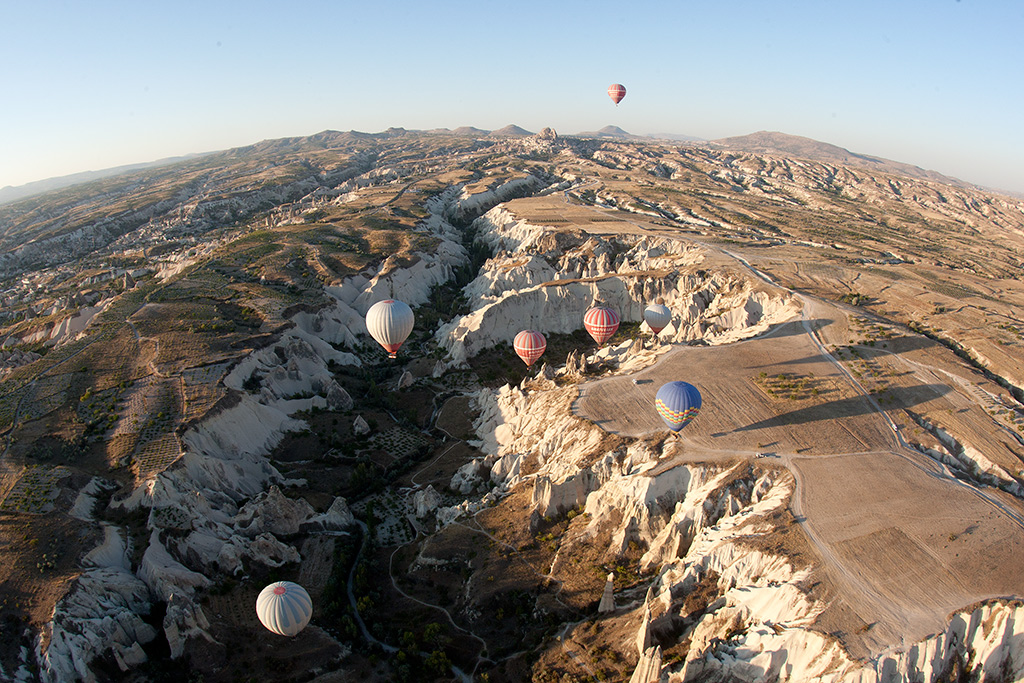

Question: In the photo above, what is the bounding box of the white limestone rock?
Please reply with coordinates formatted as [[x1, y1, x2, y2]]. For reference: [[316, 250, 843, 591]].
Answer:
[[353, 415, 371, 435], [112, 642, 148, 672], [436, 210, 799, 364], [163, 594, 215, 659], [302, 496, 356, 532], [630, 645, 662, 683], [413, 485, 442, 518], [234, 485, 315, 538], [138, 531, 211, 602], [82, 524, 130, 571], [598, 573, 616, 613], [39, 567, 157, 683], [450, 458, 488, 494]]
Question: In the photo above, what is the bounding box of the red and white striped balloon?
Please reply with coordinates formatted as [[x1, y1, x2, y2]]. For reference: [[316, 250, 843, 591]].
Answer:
[[584, 306, 620, 346], [513, 330, 547, 367], [607, 83, 626, 105]]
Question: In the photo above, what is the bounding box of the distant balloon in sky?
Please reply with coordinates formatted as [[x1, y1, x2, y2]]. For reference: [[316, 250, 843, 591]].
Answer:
[[256, 581, 312, 637], [607, 83, 627, 105], [584, 306, 620, 346], [365, 299, 414, 358], [643, 302, 671, 335], [514, 330, 547, 367], [655, 381, 702, 433]]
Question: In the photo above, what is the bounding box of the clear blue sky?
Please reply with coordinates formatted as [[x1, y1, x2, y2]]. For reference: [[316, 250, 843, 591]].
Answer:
[[2, 0, 1022, 193]]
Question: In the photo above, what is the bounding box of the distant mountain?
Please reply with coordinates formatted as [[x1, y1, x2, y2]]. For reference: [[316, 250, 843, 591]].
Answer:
[[489, 125, 533, 137], [0, 154, 206, 206], [708, 131, 974, 190], [573, 125, 643, 139], [450, 126, 490, 137], [647, 132, 705, 142]]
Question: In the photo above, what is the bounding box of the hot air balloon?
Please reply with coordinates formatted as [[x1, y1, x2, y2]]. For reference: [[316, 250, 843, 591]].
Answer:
[[608, 83, 626, 105], [256, 581, 312, 637], [655, 381, 702, 433], [514, 330, 547, 367], [644, 303, 671, 335], [365, 299, 414, 358], [584, 306, 620, 346]]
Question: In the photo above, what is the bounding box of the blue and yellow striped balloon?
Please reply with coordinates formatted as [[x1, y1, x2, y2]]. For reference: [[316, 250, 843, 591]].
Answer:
[[655, 381, 702, 432]]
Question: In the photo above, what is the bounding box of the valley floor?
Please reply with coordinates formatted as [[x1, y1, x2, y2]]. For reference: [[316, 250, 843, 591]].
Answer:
[[575, 289, 1024, 659]]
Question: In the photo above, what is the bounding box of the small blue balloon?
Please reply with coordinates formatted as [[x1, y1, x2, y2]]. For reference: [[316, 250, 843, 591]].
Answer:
[[655, 381, 702, 432]]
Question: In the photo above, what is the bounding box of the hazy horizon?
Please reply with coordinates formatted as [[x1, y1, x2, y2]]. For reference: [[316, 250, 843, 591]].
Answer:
[[2, 0, 1022, 193]]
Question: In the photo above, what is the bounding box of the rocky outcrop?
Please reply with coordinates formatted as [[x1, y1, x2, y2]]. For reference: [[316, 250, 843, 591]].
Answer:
[[413, 485, 442, 518], [38, 567, 157, 683], [449, 174, 548, 222], [234, 485, 315, 537], [33, 169, 481, 681], [436, 207, 799, 363], [302, 496, 355, 532]]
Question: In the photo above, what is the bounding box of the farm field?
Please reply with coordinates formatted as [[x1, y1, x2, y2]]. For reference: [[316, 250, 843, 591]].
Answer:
[[575, 293, 1024, 657]]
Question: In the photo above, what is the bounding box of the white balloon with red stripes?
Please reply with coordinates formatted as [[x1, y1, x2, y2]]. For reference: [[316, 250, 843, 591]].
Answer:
[[256, 581, 312, 637], [513, 330, 547, 367], [643, 302, 671, 335], [365, 299, 415, 358], [584, 306, 620, 346]]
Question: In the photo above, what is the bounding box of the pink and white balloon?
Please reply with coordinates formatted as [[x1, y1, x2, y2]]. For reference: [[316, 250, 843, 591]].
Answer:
[[584, 306, 620, 346], [514, 330, 547, 367], [256, 581, 312, 636], [643, 303, 671, 335]]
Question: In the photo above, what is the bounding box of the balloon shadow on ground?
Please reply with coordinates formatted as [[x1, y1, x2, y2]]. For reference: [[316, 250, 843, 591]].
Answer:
[[750, 334, 939, 369], [840, 335, 936, 356], [732, 383, 950, 432], [756, 319, 831, 340]]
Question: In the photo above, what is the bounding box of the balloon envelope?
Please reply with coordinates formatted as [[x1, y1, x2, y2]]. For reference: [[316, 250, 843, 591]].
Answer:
[[655, 381, 702, 432], [366, 299, 414, 358], [256, 581, 312, 636], [584, 306, 620, 346], [644, 303, 671, 335], [514, 330, 547, 367], [608, 83, 626, 105]]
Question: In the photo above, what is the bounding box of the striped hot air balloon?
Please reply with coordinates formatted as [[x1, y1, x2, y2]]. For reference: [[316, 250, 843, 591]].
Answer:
[[608, 83, 626, 105], [514, 330, 547, 367], [584, 306, 620, 346], [365, 299, 414, 358], [655, 381, 702, 433], [256, 581, 313, 637], [643, 303, 671, 335]]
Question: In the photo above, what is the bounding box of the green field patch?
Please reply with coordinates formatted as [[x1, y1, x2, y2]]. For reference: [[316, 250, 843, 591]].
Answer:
[[0, 465, 71, 514]]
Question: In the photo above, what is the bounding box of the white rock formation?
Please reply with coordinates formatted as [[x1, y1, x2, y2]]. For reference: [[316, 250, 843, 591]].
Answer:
[[353, 414, 371, 435], [38, 567, 157, 683], [598, 573, 615, 613], [413, 485, 442, 518], [302, 496, 355, 532], [436, 207, 799, 363], [233, 485, 315, 538], [630, 646, 662, 683], [637, 605, 653, 655], [36, 175, 477, 681]]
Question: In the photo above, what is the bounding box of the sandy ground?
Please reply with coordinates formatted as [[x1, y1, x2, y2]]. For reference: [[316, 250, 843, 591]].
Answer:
[[574, 297, 1024, 657]]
